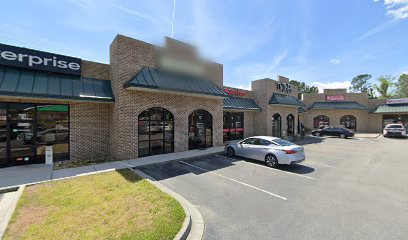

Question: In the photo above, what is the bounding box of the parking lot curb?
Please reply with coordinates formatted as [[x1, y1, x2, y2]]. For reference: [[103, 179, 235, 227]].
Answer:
[[130, 151, 224, 169], [132, 168, 205, 240], [0, 185, 25, 239]]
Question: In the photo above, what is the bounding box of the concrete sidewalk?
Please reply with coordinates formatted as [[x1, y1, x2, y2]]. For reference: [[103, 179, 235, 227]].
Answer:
[[0, 146, 224, 189], [354, 133, 381, 138]]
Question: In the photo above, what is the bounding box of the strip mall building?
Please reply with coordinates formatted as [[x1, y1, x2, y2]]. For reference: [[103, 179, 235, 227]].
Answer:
[[0, 35, 407, 167]]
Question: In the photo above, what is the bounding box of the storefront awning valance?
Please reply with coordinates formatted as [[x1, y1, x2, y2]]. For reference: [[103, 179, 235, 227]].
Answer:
[[223, 97, 262, 111], [308, 101, 368, 110], [372, 104, 408, 114], [269, 93, 305, 107], [0, 65, 114, 102], [124, 67, 228, 98]]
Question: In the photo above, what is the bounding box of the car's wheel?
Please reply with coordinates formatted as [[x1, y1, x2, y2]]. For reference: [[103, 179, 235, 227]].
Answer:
[[226, 147, 235, 157], [339, 133, 346, 139], [265, 154, 279, 168], [315, 132, 321, 137]]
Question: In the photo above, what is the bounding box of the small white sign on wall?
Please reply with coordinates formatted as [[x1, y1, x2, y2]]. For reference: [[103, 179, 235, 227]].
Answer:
[[45, 145, 53, 165]]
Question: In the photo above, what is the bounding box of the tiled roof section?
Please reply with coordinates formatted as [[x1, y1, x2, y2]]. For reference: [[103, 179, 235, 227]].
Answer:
[[269, 93, 305, 107], [124, 67, 228, 98], [373, 104, 408, 113], [223, 97, 261, 111], [0, 65, 114, 102], [308, 101, 368, 110]]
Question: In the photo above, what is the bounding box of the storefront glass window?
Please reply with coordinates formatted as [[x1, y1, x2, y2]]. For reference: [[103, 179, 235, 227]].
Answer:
[[272, 113, 282, 137], [223, 112, 244, 142], [138, 107, 174, 158], [0, 103, 70, 167], [0, 103, 7, 166], [313, 115, 330, 129], [188, 109, 212, 149], [287, 114, 295, 137], [340, 115, 357, 131], [36, 105, 69, 162], [383, 114, 408, 130]]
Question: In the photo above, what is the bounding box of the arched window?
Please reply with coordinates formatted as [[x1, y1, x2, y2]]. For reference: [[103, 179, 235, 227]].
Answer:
[[188, 110, 212, 149], [313, 115, 330, 129], [340, 115, 357, 131], [138, 107, 174, 157], [287, 114, 295, 137], [272, 113, 282, 137]]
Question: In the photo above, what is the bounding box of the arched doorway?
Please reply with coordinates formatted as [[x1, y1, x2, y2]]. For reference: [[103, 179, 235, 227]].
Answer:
[[340, 115, 357, 131], [313, 115, 330, 129], [287, 114, 295, 137], [272, 113, 282, 137], [138, 107, 174, 157], [188, 109, 212, 149]]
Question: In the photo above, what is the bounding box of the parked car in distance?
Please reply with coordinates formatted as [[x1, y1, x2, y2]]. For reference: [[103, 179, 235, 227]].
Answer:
[[383, 124, 407, 138], [224, 136, 305, 168], [311, 126, 354, 139]]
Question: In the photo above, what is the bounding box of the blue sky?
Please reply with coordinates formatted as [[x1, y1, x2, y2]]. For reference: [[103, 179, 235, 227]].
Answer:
[[1, 0, 407, 91]]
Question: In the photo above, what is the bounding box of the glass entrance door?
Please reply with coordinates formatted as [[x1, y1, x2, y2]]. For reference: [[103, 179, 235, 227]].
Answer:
[[0, 104, 7, 166], [9, 121, 36, 165], [188, 110, 213, 150]]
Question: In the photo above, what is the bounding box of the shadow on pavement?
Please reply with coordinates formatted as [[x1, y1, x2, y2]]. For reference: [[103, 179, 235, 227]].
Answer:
[[137, 155, 240, 181], [239, 157, 315, 175], [292, 136, 325, 146]]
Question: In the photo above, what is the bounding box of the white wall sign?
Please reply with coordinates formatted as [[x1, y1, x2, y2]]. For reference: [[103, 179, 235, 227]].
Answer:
[[386, 98, 408, 105], [45, 145, 53, 165]]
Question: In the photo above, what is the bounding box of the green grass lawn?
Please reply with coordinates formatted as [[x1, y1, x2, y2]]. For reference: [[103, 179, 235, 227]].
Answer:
[[4, 169, 185, 240]]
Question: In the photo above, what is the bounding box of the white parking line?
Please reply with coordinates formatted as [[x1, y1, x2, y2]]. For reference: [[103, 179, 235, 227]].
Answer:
[[304, 161, 334, 168], [217, 155, 316, 180], [179, 161, 287, 201], [243, 162, 316, 180]]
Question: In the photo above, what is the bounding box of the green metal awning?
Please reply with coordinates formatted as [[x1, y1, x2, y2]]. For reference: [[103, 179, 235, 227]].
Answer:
[[37, 105, 69, 112], [269, 93, 305, 107], [298, 107, 307, 113], [308, 101, 368, 110], [373, 104, 408, 113], [0, 65, 114, 102], [223, 97, 262, 111], [124, 67, 228, 98]]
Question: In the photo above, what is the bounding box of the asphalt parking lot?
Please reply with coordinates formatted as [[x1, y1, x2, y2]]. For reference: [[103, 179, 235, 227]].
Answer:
[[138, 136, 408, 240]]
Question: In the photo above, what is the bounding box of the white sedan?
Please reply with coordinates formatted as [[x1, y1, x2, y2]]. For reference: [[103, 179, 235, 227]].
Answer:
[[224, 136, 305, 168]]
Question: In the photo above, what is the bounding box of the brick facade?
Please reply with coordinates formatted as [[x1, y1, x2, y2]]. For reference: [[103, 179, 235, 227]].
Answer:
[[1, 34, 394, 168], [302, 89, 385, 132], [109, 35, 224, 160], [251, 77, 300, 137]]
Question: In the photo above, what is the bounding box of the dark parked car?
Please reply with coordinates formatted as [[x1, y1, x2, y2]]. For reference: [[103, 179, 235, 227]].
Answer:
[[312, 127, 354, 139]]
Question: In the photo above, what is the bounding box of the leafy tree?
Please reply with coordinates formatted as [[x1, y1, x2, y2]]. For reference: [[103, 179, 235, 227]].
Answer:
[[289, 80, 319, 99], [349, 74, 375, 98], [395, 74, 408, 98], [373, 75, 395, 99]]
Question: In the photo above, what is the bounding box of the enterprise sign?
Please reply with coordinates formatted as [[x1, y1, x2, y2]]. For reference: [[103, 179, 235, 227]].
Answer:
[[0, 43, 81, 75]]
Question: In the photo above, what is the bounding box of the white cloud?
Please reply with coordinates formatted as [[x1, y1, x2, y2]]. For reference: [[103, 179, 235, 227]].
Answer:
[[190, 0, 276, 61], [329, 59, 341, 64], [110, 3, 154, 23], [355, 19, 397, 42], [312, 81, 351, 93], [377, 0, 408, 19], [230, 50, 288, 83]]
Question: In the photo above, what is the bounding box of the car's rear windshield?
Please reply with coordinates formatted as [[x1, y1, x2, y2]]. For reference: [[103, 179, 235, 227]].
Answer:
[[387, 125, 404, 129], [273, 139, 295, 146]]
